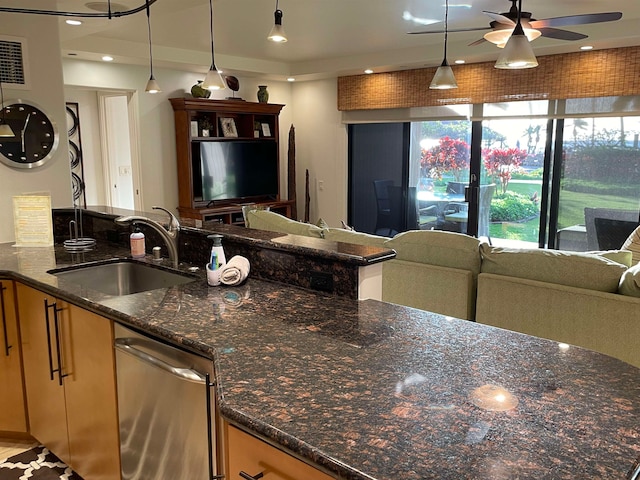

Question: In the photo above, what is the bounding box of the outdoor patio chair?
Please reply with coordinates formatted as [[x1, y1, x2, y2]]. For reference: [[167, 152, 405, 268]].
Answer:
[[443, 184, 496, 243], [373, 179, 395, 235]]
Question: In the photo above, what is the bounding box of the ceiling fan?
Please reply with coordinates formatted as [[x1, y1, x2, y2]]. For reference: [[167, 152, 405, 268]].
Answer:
[[408, 0, 623, 48]]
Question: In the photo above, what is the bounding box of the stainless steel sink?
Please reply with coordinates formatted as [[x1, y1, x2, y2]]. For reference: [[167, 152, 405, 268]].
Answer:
[[49, 260, 196, 296]]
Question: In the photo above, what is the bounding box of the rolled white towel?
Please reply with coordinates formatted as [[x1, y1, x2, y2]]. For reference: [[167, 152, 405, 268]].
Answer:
[[220, 255, 250, 286]]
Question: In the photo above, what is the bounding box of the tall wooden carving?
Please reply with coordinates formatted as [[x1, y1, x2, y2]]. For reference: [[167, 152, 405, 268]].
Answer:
[[304, 169, 310, 223], [287, 125, 297, 220]]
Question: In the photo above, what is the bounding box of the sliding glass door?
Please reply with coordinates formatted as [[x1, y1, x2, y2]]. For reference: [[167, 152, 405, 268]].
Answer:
[[348, 96, 640, 250], [555, 115, 640, 251]]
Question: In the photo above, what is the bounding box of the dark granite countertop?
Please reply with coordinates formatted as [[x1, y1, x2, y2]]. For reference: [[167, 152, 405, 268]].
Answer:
[[1, 241, 639, 480]]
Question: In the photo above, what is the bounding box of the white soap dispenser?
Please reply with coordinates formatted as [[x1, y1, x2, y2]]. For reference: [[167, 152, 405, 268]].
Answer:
[[208, 234, 226, 269]]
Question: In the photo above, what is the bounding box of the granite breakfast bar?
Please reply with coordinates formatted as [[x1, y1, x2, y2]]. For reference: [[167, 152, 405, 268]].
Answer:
[[2, 215, 639, 479]]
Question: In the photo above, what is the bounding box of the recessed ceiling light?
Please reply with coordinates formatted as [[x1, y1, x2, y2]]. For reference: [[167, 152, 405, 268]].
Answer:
[[287, 77, 295, 82], [580, 45, 594, 51], [364, 69, 373, 74], [66, 19, 82, 26], [102, 55, 114, 62], [454, 59, 465, 64]]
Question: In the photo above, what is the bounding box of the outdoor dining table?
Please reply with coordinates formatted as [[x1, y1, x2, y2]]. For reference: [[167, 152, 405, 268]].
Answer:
[[416, 190, 466, 220]]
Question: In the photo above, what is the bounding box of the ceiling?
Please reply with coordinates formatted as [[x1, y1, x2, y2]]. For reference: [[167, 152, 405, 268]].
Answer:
[[5, 0, 640, 81]]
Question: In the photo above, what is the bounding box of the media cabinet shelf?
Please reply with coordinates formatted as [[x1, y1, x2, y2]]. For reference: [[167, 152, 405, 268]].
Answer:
[[179, 200, 295, 226], [170, 98, 286, 223]]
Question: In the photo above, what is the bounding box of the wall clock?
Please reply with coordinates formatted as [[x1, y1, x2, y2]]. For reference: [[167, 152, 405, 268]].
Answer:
[[0, 100, 59, 169]]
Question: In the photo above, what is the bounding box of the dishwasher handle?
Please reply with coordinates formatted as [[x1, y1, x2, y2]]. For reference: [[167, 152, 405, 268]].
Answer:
[[115, 338, 207, 383]]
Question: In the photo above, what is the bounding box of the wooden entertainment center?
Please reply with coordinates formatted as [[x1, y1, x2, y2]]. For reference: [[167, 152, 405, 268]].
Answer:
[[170, 98, 294, 225]]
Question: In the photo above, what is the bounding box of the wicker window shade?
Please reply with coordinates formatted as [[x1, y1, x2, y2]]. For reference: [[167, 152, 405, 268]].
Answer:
[[337, 46, 640, 112]]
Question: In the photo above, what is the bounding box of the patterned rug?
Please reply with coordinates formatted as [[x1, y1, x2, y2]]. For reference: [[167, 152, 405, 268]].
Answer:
[[0, 446, 83, 480]]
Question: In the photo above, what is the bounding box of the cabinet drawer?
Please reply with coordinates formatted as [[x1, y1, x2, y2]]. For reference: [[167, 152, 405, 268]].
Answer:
[[226, 423, 334, 480]]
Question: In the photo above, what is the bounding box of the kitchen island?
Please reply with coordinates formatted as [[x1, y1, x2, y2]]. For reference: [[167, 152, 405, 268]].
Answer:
[[1, 235, 639, 479]]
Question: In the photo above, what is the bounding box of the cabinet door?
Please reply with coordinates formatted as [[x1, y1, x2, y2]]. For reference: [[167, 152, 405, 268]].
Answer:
[[64, 303, 121, 480], [225, 423, 334, 480], [0, 280, 27, 432], [17, 284, 70, 463]]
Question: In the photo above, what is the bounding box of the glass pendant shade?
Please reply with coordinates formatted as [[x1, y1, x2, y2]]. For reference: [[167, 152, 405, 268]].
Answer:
[[495, 29, 538, 68], [268, 10, 287, 42], [0, 123, 14, 137], [429, 0, 457, 90], [145, 75, 161, 94], [430, 61, 458, 89], [494, 1, 538, 70], [202, 66, 226, 90]]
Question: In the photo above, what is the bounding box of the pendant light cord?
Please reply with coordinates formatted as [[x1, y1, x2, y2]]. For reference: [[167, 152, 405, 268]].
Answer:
[[145, 0, 154, 76], [209, 0, 216, 68], [443, 0, 449, 60]]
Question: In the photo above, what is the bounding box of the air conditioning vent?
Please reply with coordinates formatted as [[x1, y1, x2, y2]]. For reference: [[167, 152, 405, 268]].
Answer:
[[0, 36, 28, 88]]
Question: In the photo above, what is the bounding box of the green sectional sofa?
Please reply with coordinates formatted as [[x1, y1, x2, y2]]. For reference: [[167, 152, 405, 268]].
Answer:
[[245, 209, 640, 368]]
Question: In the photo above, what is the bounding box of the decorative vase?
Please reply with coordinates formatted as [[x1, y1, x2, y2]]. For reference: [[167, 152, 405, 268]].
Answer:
[[257, 85, 269, 103], [191, 81, 211, 99]]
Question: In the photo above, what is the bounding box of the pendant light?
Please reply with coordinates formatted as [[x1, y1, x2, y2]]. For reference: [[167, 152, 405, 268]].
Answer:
[[202, 0, 226, 91], [144, 0, 160, 93], [495, 0, 538, 69], [267, 0, 287, 43], [0, 79, 14, 137], [429, 0, 457, 90]]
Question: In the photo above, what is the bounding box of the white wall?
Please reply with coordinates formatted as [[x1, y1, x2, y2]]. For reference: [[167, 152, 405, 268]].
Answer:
[[0, 5, 72, 243], [291, 79, 348, 227]]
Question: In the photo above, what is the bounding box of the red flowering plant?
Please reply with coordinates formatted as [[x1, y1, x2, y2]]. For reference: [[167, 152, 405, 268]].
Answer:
[[420, 137, 470, 182], [482, 147, 528, 194]]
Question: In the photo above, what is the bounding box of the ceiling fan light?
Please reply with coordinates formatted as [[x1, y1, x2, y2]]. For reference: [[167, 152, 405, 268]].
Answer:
[[268, 10, 287, 42], [202, 66, 226, 90], [0, 123, 15, 137], [430, 61, 458, 89], [484, 26, 541, 47], [495, 26, 538, 69]]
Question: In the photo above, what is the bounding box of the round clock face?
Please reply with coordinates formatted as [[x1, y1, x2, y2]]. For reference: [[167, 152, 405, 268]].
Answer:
[[0, 100, 59, 169]]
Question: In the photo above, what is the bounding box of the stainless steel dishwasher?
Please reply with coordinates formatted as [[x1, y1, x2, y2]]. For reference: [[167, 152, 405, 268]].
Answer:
[[114, 323, 220, 480]]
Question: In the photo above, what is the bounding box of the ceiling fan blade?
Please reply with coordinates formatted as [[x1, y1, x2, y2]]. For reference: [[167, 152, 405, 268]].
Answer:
[[468, 37, 488, 47], [530, 12, 622, 29], [482, 11, 515, 26], [538, 27, 588, 41], [407, 26, 490, 35]]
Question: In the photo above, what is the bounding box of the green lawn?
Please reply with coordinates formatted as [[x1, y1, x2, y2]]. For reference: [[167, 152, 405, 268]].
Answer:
[[434, 175, 639, 244]]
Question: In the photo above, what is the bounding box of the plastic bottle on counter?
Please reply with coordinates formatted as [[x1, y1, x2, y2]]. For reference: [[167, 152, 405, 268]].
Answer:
[[130, 227, 146, 258], [208, 234, 226, 269]]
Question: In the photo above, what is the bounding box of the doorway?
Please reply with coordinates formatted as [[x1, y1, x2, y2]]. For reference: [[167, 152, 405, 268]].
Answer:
[[97, 91, 142, 210]]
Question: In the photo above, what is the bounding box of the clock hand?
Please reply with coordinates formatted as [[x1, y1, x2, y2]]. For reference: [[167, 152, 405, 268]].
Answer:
[[21, 113, 31, 154]]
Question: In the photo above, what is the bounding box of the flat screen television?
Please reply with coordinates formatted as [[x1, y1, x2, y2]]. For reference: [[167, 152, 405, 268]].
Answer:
[[192, 141, 278, 204]]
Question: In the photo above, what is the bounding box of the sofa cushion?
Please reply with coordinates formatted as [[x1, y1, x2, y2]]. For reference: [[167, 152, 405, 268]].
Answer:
[[246, 210, 323, 238], [618, 262, 640, 297], [621, 225, 640, 265], [480, 244, 628, 293], [322, 227, 389, 247], [384, 230, 482, 274]]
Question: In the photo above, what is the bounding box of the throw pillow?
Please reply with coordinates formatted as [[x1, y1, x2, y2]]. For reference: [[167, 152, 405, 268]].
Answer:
[[384, 230, 482, 274], [246, 209, 324, 238], [622, 225, 640, 265], [322, 227, 389, 247], [586, 249, 633, 267], [618, 262, 640, 297], [480, 244, 628, 293]]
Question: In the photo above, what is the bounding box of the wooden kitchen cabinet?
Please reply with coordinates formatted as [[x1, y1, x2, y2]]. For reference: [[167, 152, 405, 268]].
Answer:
[[0, 279, 27, 433], [224, 422, 334, 480], [17, 284, 121, 480]]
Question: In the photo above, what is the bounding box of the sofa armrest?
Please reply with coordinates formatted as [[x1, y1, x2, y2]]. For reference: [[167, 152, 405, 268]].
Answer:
[[382, 259, 476, 320], [476, 273, 640, 368]]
